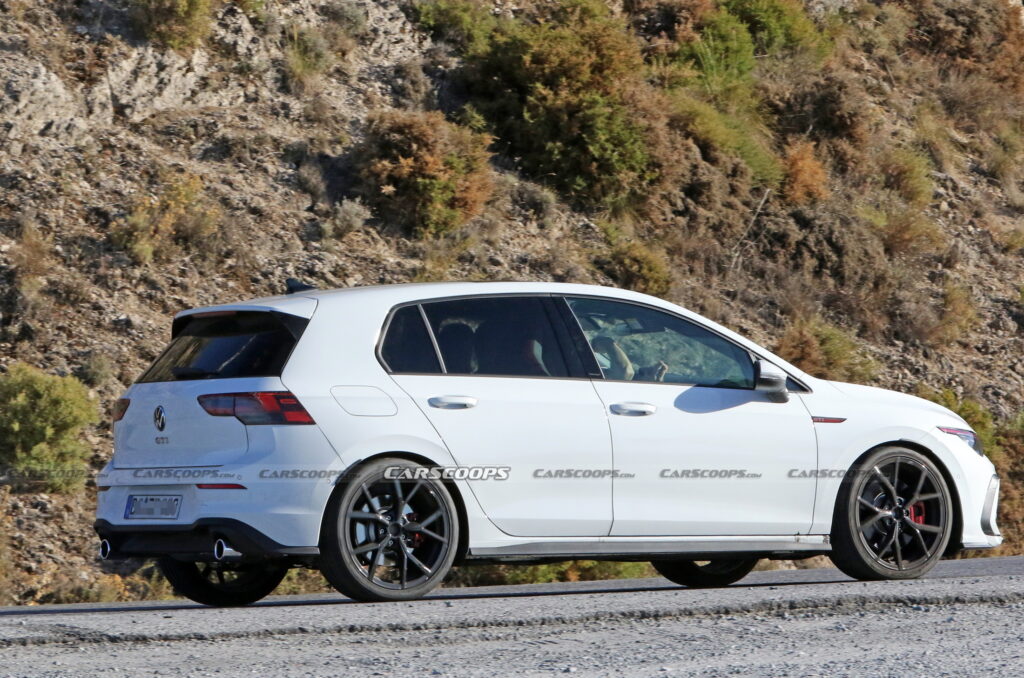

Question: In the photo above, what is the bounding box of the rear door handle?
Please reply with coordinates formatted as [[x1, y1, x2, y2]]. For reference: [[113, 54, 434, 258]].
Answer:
[[609, 402, 657, 417], [428, 395, 478, 410]]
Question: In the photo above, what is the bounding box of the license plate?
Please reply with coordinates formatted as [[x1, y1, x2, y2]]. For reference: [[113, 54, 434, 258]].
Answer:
[[124, 495, 182, 520]]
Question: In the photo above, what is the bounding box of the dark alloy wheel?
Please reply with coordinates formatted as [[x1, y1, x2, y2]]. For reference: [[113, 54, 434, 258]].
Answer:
[[830, 446, 953, 580], [158, 558, 288, 607], [652, 558, 759, 588], [319, 458, 459, 602]]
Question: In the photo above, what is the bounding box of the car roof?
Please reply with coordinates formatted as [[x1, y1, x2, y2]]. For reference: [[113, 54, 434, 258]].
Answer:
[[175, 281, 666, 319]]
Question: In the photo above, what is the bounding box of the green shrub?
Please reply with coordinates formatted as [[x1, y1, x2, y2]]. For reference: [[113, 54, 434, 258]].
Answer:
[[356, 110, 494, 237], [413, 0, 498, 54], [775, 315, 877, 383], [131, 0, 215, 49], [601, 241, 673, 296], [721, 0, 829, 58], [674, 9, 757, 108], [448, 0, 660, 207], [0, 363, 98, 493], [669, 93, 782, 184]]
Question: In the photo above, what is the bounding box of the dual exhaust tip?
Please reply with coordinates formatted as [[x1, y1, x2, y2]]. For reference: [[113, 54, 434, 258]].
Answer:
[[98, 538, 242, 562]]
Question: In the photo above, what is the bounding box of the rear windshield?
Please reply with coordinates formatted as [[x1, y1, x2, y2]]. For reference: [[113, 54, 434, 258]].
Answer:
[[138, 311, 307, 383]]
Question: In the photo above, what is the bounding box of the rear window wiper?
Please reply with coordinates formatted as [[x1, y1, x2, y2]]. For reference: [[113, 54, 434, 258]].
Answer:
[[171, 366, 219, 380]]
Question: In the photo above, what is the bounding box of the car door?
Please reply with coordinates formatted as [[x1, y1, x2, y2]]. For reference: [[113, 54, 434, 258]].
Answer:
[[561, 296, 817, 537], [383, 296, 614, 537]]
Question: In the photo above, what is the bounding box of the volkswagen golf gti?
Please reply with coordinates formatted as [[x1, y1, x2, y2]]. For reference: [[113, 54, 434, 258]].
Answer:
[[95, 282, 1002, 605]]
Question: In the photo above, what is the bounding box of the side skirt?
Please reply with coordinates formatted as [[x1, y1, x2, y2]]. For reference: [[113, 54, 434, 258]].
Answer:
[[467, 536, 830, 562]]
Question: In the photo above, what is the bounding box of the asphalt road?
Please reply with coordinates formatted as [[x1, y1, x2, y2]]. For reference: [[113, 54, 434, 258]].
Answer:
[[1, 557, 1022, 677]]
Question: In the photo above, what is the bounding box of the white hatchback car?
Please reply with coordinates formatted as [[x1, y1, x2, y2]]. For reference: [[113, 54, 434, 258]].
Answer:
[[95, 282, 1001, 605]]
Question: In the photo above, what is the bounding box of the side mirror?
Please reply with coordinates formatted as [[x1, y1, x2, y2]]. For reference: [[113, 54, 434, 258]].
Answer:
[[754, 360, 790, 403]]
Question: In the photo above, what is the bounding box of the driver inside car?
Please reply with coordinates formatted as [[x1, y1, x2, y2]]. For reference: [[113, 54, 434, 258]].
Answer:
[[590, 335, 668, 382]]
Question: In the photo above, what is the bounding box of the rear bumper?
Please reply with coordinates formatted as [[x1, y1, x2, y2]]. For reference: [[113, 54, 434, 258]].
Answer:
[[94, 518, 320, 560]]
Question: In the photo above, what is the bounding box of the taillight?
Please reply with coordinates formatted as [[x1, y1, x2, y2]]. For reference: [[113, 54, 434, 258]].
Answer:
[[113, 398, 131, 423], [197, 392, 315, 425]]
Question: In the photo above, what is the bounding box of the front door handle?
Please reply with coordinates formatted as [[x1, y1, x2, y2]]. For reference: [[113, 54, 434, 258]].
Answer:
[[428, 395, 478, 410], [609, 402, 657, 416]]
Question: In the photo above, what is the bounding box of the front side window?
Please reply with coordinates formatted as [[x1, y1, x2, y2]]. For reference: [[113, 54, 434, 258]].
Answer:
[[566, 297, 755, 389], [422, 297, 569, 378], [380, 305, 443, 374]]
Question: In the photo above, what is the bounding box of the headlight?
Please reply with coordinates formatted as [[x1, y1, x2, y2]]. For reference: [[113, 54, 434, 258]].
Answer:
[[938, 426, 984, 456]]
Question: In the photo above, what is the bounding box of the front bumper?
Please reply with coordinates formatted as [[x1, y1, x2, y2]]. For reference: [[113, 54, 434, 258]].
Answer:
[[962, 474, 1002, 549]]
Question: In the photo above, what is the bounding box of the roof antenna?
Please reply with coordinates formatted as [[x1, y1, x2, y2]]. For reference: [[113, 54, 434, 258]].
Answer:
[[285, 278, 317, 295]]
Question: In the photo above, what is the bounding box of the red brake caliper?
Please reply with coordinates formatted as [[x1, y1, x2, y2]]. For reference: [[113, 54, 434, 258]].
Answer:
[[407, 512, 424, 548], [908, 502, 926, 524]]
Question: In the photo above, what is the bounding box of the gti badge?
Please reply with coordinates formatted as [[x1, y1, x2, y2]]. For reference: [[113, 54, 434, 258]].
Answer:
[[153, 405, 167, 432]]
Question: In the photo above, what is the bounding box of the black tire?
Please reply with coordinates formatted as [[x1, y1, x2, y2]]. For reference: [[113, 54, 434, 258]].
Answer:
[[319, 457, 459, 602], [652, 558, 759, 588], [829, 446, 953, 581], [158, 558, 288, 607]]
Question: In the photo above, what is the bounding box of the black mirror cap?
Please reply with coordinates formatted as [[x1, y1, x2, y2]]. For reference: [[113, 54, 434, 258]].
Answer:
[[754, 359, 790, 403]]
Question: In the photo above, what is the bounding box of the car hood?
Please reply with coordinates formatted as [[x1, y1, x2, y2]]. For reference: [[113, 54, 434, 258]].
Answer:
[[823, 381, 969, 426]]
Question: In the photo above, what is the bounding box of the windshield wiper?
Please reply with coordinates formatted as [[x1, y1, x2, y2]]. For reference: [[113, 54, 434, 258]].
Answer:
[[171, 366, 219, 380]]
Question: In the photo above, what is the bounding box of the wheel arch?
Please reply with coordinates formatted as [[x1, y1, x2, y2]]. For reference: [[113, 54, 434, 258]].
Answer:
[[325, 451, 471, 566], [843, 440, 963, 556]]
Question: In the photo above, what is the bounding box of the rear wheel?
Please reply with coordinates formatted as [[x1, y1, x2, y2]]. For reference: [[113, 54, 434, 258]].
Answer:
[[829, 446, 953, 580], [319, 458, 459, 602], [652, 558, 759, 588], [158, 558, 288, 607]]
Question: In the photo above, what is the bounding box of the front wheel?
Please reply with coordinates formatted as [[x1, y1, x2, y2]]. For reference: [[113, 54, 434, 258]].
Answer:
[[652, 558, 759, 588], [829, 446, 953, 580], [319, 458, 459, 602], [158, 558, 288, 607]]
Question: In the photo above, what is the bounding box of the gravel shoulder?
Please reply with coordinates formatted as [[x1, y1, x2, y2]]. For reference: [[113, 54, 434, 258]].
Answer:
[[0, 558, 1022, 677]]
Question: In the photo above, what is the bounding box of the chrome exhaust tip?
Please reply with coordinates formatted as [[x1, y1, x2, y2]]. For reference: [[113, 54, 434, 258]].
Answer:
[[99, 539, 112, 561], [213, 538, 242, 562]]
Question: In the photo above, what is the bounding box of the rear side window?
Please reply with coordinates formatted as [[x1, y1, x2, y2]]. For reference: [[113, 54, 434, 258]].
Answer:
[[380, 305, 442, 374], [138, 311, 306, 383], [422, 297, 570, 378]]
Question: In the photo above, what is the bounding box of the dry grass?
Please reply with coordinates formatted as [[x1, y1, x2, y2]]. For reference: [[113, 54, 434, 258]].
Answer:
[[112, 172, 222, 264], [775, 315, 877, 383], [131, 0, 214, 49], [858, 201, 945, 257], [879, 148, 934, 207], [283, 24, 333, 95], [10, 219, 52, 310], [782, 140, 829, 205]]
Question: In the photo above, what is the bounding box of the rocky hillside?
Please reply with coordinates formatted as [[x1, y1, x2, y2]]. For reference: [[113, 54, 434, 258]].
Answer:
[[0, 0, 1022, 603]]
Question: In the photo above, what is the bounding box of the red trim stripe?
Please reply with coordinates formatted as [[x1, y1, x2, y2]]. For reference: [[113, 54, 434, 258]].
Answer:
[[811, 416, 847, 424]]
